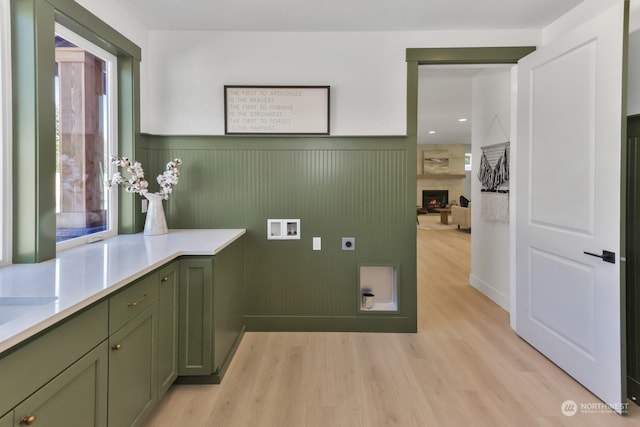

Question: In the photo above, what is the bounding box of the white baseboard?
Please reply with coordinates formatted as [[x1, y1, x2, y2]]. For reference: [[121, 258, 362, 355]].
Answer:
[[469, 274, 510, 312]]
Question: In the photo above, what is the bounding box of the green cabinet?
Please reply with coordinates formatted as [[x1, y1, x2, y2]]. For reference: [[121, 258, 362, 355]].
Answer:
[[0, 411, 11, 427], [108, 275, 159, 427], [0, 301, 108, 421], [157, 261, 179, 398], [178, 258, 213, 376], [628, 115, 640, 401], [212, 236, 245, 380], [177, 237, 245, 383], [0, 234, 244, 426], [108, 305, 157, 427], [13, 342, 108, 427]]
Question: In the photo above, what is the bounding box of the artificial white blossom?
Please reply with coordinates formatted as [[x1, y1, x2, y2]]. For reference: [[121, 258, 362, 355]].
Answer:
[[106, 156, 182, 200]]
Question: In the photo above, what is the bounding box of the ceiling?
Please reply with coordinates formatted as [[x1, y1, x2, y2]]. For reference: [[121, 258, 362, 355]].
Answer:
[[112, 0, 584, 32]]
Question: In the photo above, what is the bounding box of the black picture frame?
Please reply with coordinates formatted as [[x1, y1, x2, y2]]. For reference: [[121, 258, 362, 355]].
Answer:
[[224, 85, 330, 135]]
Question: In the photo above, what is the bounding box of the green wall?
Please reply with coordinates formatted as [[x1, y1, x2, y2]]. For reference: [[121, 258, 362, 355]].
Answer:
[[138, 48, 537, 333], [10, 0, 417, 332], [142, 135, 417, 332]]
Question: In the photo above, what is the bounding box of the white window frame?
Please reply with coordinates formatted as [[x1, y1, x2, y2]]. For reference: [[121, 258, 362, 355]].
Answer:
[[0, 0, 12, 266], [55, 24, 118, 251]]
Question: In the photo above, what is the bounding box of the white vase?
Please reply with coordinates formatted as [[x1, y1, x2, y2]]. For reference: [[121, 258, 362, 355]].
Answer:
[[143, 192, 168, 235]]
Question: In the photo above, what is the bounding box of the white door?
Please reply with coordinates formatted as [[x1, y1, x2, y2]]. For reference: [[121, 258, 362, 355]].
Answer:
[[515, 1, 627, 412]]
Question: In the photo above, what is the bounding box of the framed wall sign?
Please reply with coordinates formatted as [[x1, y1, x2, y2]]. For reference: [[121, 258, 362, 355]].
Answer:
[[224, 85, 330, 135]]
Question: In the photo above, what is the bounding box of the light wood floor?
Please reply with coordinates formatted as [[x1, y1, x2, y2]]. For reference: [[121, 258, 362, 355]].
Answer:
[[144, 227, 640, 426]]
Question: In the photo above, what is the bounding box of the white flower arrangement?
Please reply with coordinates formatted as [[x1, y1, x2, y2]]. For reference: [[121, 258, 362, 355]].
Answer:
[[107, 156, 182, 200]]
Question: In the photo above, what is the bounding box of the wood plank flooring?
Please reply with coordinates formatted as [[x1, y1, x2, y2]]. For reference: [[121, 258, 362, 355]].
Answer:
[[144, 227, 640, 426]]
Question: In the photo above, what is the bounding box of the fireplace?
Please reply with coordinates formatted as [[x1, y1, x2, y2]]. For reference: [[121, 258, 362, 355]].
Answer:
[[422, 190, 449, 213]]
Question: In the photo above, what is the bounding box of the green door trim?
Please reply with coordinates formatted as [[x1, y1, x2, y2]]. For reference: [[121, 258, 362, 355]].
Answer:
[[403, 46, 535, 329], [405, 46, 536, 140], [406, 47, 536, 64]]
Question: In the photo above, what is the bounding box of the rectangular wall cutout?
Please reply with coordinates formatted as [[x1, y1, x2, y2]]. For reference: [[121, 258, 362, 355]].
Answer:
[[359, 265, 398, 312], [267, 219, 300, 240]]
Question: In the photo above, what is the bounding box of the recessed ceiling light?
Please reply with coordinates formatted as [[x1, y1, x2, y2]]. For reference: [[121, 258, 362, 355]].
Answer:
[[428, 130, 436, 134], [458, 118, 468, 122]]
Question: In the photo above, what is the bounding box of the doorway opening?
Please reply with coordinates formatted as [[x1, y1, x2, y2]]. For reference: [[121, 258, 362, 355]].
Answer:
[[407, 47, 535, 339], [416, 62, 515, 318]]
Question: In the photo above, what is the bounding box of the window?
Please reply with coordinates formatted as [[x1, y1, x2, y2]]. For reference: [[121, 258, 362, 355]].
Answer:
[[54, 25, 117, 250], [0, 0, 11, 265], [465, 152, 472, 171]]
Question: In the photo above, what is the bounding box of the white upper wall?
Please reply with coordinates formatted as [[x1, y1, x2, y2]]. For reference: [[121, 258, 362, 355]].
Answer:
[[73, 0, 150, 126], [75, 0, 148, 49], [143, 30, 539, 135], [628, 1, 640, 116], [542, 0, 625, 44], [74, 0, 618, 136], [629, 31, 640, 116]]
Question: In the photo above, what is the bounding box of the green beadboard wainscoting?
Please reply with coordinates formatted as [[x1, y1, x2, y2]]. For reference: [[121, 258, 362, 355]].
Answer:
[[141, 135, 417, 333]]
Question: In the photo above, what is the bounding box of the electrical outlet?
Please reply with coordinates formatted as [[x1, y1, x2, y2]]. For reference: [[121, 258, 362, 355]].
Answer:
[[141, 199, 148, 213], [313, 237, 321, 251], [342, 237, 355, 251]]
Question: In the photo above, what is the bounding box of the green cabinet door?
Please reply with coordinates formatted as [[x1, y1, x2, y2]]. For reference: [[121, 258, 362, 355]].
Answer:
[[12, 342, 108, 427], [0, 411, 11, 427], [212, 237, 245, 377], [108, 305, 157, 427], [177, 239, 246, 383], [157, 261, 179, 398], [178, 258, 213, 376]]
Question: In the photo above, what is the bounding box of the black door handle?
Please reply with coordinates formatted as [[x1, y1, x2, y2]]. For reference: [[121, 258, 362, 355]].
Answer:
[[584, 250, 616, 264]]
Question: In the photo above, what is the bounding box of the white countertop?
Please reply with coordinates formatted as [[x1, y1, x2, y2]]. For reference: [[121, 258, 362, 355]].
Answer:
[[0, 229, 245, 354]]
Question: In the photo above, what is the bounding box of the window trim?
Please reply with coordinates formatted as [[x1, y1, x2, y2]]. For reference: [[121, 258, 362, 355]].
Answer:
[[11, 0, 141, 263], [54, 23, 118, 251]]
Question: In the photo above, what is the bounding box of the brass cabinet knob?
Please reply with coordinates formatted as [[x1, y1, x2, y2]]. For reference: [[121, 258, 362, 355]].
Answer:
[[112, 344, 122, 351], [161, 276, 169, 282], [20, 415, 36, 425]]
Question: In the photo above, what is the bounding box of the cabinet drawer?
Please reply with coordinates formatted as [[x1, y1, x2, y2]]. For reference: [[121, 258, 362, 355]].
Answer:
[[109, 275, 158, 334]]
